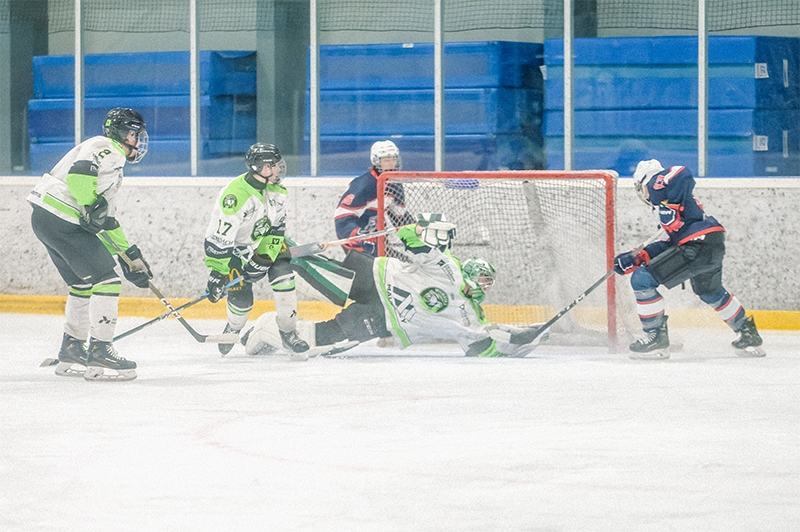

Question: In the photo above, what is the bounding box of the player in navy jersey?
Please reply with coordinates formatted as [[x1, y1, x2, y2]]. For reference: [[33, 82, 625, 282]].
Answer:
[[612, 159, 765, 359], [333, 140, 415, 256]]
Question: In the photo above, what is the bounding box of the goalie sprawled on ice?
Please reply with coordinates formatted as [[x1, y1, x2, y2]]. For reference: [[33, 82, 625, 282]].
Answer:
[[242, 214, 548, 358]]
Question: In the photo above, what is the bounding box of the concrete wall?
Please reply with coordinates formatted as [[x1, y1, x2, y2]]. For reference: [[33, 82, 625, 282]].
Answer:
[[2, 176, 798, 312]]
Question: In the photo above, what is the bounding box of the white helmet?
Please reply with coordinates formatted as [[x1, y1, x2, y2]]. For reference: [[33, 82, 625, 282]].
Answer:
[[415, 213, 456, 251], [633, 159, 664, 205], [370, 140, 401, 173]]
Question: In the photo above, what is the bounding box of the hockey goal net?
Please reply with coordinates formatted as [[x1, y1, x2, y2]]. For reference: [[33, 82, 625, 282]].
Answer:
[[377, 171, 619, 347]]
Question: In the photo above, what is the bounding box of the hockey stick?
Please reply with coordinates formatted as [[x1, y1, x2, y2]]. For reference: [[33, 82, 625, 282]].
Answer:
[[489, 229, 666, 346], [289, 224, 413, 258], [112, 275, 244, 342], [99, 231, 241, 344]]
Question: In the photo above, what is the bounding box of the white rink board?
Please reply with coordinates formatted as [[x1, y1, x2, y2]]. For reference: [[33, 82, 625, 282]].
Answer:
[[1, 313, 798, 531]]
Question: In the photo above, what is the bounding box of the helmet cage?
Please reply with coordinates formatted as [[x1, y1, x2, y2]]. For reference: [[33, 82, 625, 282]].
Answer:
[[103, 108, 148, 163], [246, 143, 287, 184], [462, 258, 497, 302]]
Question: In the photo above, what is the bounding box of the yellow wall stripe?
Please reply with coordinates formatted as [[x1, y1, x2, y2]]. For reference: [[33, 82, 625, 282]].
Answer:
[[0, 295, 797, 330]]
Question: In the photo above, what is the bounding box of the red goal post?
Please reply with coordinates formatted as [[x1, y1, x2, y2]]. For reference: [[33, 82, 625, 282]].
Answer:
[[377, 170, 619, 346]]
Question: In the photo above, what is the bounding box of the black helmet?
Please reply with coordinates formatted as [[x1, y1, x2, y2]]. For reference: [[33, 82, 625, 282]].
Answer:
[[103, 108, 148, 163], [246, 143, 287, 184]]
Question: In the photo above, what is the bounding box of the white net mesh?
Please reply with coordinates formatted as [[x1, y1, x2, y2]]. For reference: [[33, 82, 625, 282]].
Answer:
[[379, 171, 620, 346]]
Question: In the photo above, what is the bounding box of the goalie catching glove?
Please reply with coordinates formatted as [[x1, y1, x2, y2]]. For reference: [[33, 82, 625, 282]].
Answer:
[[415, 213, 456, 251], [118, 245, 153, 288]]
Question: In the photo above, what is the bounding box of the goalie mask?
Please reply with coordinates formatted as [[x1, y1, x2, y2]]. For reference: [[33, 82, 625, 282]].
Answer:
[[462, 257, 496, 303], [415, 213, 456, 251], [103, 108, 148, 163], [370, 140, 401, 173], [633, 159, 664, 206], [247, 143, 287, 185]]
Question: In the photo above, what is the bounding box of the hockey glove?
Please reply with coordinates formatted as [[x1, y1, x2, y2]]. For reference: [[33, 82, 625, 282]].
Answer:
[[343, 225, 378, 256], [79, 196, 109, 234], [613, 249, 649, 275], [206, 270, 227, 303], [357, 236, 377, 256], [118, 245, 153, 288], [243, 254, 271, 283]]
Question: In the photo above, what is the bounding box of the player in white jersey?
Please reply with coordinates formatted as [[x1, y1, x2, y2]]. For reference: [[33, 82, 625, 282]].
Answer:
[[243, 214, 548, 358], [203, 143, 309, 359], [27, 108, 152, 381]]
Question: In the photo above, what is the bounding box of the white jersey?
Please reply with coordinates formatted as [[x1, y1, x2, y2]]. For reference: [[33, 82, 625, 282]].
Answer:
[[27, 135, 127, 225], [204, 173, 289, 273], [374, 248, 491, 353]]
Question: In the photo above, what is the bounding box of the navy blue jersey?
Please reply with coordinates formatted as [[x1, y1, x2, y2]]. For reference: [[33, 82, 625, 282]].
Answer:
[[334, 170, 379, 243], [643, 165, 725, 259], [334, 169, 414, 255]]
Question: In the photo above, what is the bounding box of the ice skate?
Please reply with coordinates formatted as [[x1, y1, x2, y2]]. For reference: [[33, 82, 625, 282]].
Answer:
[[218, 323, 240, 356], [84, 339, 137, 381], [54, 333, 89, 377], [629, 317, 670, 360], [732, 315, 766, 357], [280, 329, 310, 361]]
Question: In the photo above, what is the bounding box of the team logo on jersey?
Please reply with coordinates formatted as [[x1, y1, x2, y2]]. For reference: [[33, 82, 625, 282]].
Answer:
[[419, 287, 449, 313], [222, 194, 238, 211], [341, 194, 355, 206], [252, 216, 272, 239]]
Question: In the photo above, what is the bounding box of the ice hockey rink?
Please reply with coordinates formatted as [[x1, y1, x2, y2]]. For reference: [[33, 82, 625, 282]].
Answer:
[[1, 312, 798, 532]]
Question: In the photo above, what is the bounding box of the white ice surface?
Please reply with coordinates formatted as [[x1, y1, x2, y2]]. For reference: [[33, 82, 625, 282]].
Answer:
[[1, 313, 798, 532]]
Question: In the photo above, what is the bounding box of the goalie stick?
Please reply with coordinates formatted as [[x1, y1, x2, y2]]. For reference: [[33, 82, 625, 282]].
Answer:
[[289, 225, 413, 258], [489, 229, 667, 347]]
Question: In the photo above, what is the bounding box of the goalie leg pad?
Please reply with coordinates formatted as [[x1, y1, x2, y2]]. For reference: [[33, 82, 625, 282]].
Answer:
[[245, 312, 339, 359], [244, 312, 283, 357]]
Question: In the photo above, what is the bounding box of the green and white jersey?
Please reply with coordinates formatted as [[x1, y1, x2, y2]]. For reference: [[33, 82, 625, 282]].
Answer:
[[204, 173, 289, 274], [374, 247, 491, 354], [27, 135, 127, 226]]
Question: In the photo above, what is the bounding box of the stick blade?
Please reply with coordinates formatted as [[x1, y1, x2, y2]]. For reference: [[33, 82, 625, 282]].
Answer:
[[40, 358, 59, 367], [200, 333, 241, 344]]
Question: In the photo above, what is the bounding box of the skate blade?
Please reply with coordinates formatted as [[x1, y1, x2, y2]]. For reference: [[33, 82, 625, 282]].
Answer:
[[735, 345, 766, 358], [54, 361, 86, 377], [83, 366, 137, 382], [629, 348, 670, 360], [318, 340, 360, 358], [288, 352, 309, 362]]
